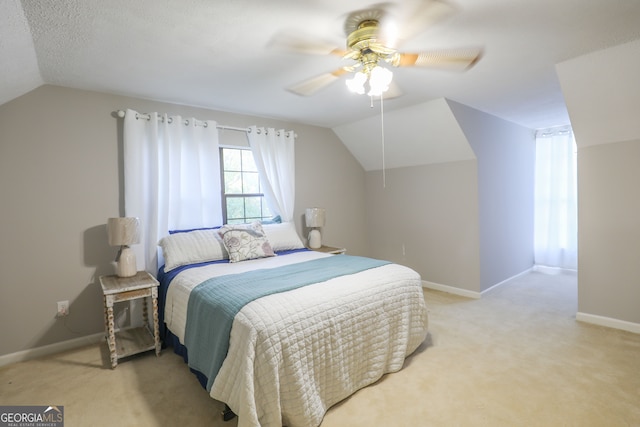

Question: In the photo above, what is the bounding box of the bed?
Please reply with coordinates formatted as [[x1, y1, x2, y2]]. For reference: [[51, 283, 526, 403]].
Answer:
[[157, 221, 428, 427]]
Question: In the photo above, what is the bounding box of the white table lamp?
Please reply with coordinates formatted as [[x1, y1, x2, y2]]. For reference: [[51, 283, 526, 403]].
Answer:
[[305, 208, 325, 249], [107, 217, 141, 277]]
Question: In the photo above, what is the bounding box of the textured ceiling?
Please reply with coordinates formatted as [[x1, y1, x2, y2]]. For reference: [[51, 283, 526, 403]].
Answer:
[[2, 0, 640, 132]]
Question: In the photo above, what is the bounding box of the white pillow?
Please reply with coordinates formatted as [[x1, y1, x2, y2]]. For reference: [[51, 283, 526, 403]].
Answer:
[[262, 222, 305, 251], [158, 229, 228, 272]]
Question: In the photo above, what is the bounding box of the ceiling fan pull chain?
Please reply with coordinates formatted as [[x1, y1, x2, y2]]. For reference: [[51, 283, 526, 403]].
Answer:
[[380, 93, 386, 188]]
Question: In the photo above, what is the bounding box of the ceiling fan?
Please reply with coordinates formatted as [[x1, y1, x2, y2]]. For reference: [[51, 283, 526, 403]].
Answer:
[[272, 0, 483, 98]]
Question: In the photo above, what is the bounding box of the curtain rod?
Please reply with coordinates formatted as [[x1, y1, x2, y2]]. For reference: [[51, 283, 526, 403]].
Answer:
[[116, 110, 249, 133], [535, 125, 572, 138]]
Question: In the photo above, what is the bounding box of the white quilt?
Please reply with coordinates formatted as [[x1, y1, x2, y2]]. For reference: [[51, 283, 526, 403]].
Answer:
[[164, 251, 428, 427]]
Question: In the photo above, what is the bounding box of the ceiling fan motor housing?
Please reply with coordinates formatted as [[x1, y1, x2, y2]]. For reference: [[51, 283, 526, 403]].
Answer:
[[347, 20, 389, 73], [347, 20, 380, 51]]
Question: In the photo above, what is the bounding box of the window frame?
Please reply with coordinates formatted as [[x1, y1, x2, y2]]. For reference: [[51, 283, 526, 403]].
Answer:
[[220, 146, 272, 224]]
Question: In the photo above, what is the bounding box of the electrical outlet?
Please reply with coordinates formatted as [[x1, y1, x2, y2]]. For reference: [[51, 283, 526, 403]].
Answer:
[[57, 300, 69, 317]]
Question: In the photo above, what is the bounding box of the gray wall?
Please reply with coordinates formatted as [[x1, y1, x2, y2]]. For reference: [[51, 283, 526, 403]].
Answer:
[[365, 160, 481, 292], [363, 102, 534, 294], [557, 38, 640, 326], [0, 84, 367, 358], [448, 101, 535, 291], [578, 141, 640, 323]]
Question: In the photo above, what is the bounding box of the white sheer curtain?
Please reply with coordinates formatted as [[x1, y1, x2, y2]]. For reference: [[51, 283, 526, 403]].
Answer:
[[123, 109, 222, 273], [246, 126, 296, 222], [534, 127, 577, 269]]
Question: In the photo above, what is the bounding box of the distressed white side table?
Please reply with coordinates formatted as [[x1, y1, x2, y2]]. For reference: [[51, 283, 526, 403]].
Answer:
[[99, 271, 161, 368], [309, 245, 346, 255]]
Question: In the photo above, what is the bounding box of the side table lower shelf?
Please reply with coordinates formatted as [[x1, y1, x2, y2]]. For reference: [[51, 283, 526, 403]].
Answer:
[[112, 325, 157, 359]]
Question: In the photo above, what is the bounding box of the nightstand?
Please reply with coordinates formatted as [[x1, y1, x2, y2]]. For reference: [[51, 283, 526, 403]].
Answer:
[[99, 271, 161, 368], [310, 245, 346, 255]]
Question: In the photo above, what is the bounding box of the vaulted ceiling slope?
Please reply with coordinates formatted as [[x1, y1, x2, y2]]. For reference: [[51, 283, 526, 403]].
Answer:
[[2, 0, 640, 131], [334, 98, 475, 171], [557, 38, 640, 148]]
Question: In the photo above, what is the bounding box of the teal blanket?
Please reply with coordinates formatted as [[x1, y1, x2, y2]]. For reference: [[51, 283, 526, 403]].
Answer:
[[184, 254, 390, 391]]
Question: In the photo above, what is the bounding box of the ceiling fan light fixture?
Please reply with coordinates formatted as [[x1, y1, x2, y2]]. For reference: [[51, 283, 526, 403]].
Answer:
[[367, 65, 393, 96], [346, 71, 367, 94], [346, 65, 392, 96]]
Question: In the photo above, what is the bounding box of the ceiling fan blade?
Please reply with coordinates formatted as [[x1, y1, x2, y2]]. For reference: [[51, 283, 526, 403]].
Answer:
[[378, 0, 458, 47], [287, 68, 351, 96], [393, 47, 483, 71], [269, 31, 346, 57]]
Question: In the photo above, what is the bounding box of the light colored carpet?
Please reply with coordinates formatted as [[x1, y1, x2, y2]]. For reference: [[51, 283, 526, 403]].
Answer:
[[2, 269, 639, 426]]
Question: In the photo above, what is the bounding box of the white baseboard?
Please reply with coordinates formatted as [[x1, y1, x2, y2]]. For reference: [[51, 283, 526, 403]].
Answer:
[[422, 268, 532, 300], [532, 264, 577, 275], [422, 281, 481, 299], [480, 267, 533, 296], [0, 333, 104, 368], [576, 312, 640, 335]]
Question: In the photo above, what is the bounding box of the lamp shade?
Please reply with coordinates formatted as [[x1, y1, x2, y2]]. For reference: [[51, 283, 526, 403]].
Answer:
[[305, 208, 326, 228], [107, 217, 141, 246]]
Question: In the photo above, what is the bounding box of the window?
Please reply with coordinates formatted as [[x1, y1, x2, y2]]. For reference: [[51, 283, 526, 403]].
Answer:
[[534, 129, 577, 269], [220, 147, 272, 224]]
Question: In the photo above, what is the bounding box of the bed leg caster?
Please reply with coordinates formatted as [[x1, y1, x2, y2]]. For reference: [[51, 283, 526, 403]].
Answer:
[[221, 405, 236, 422]]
